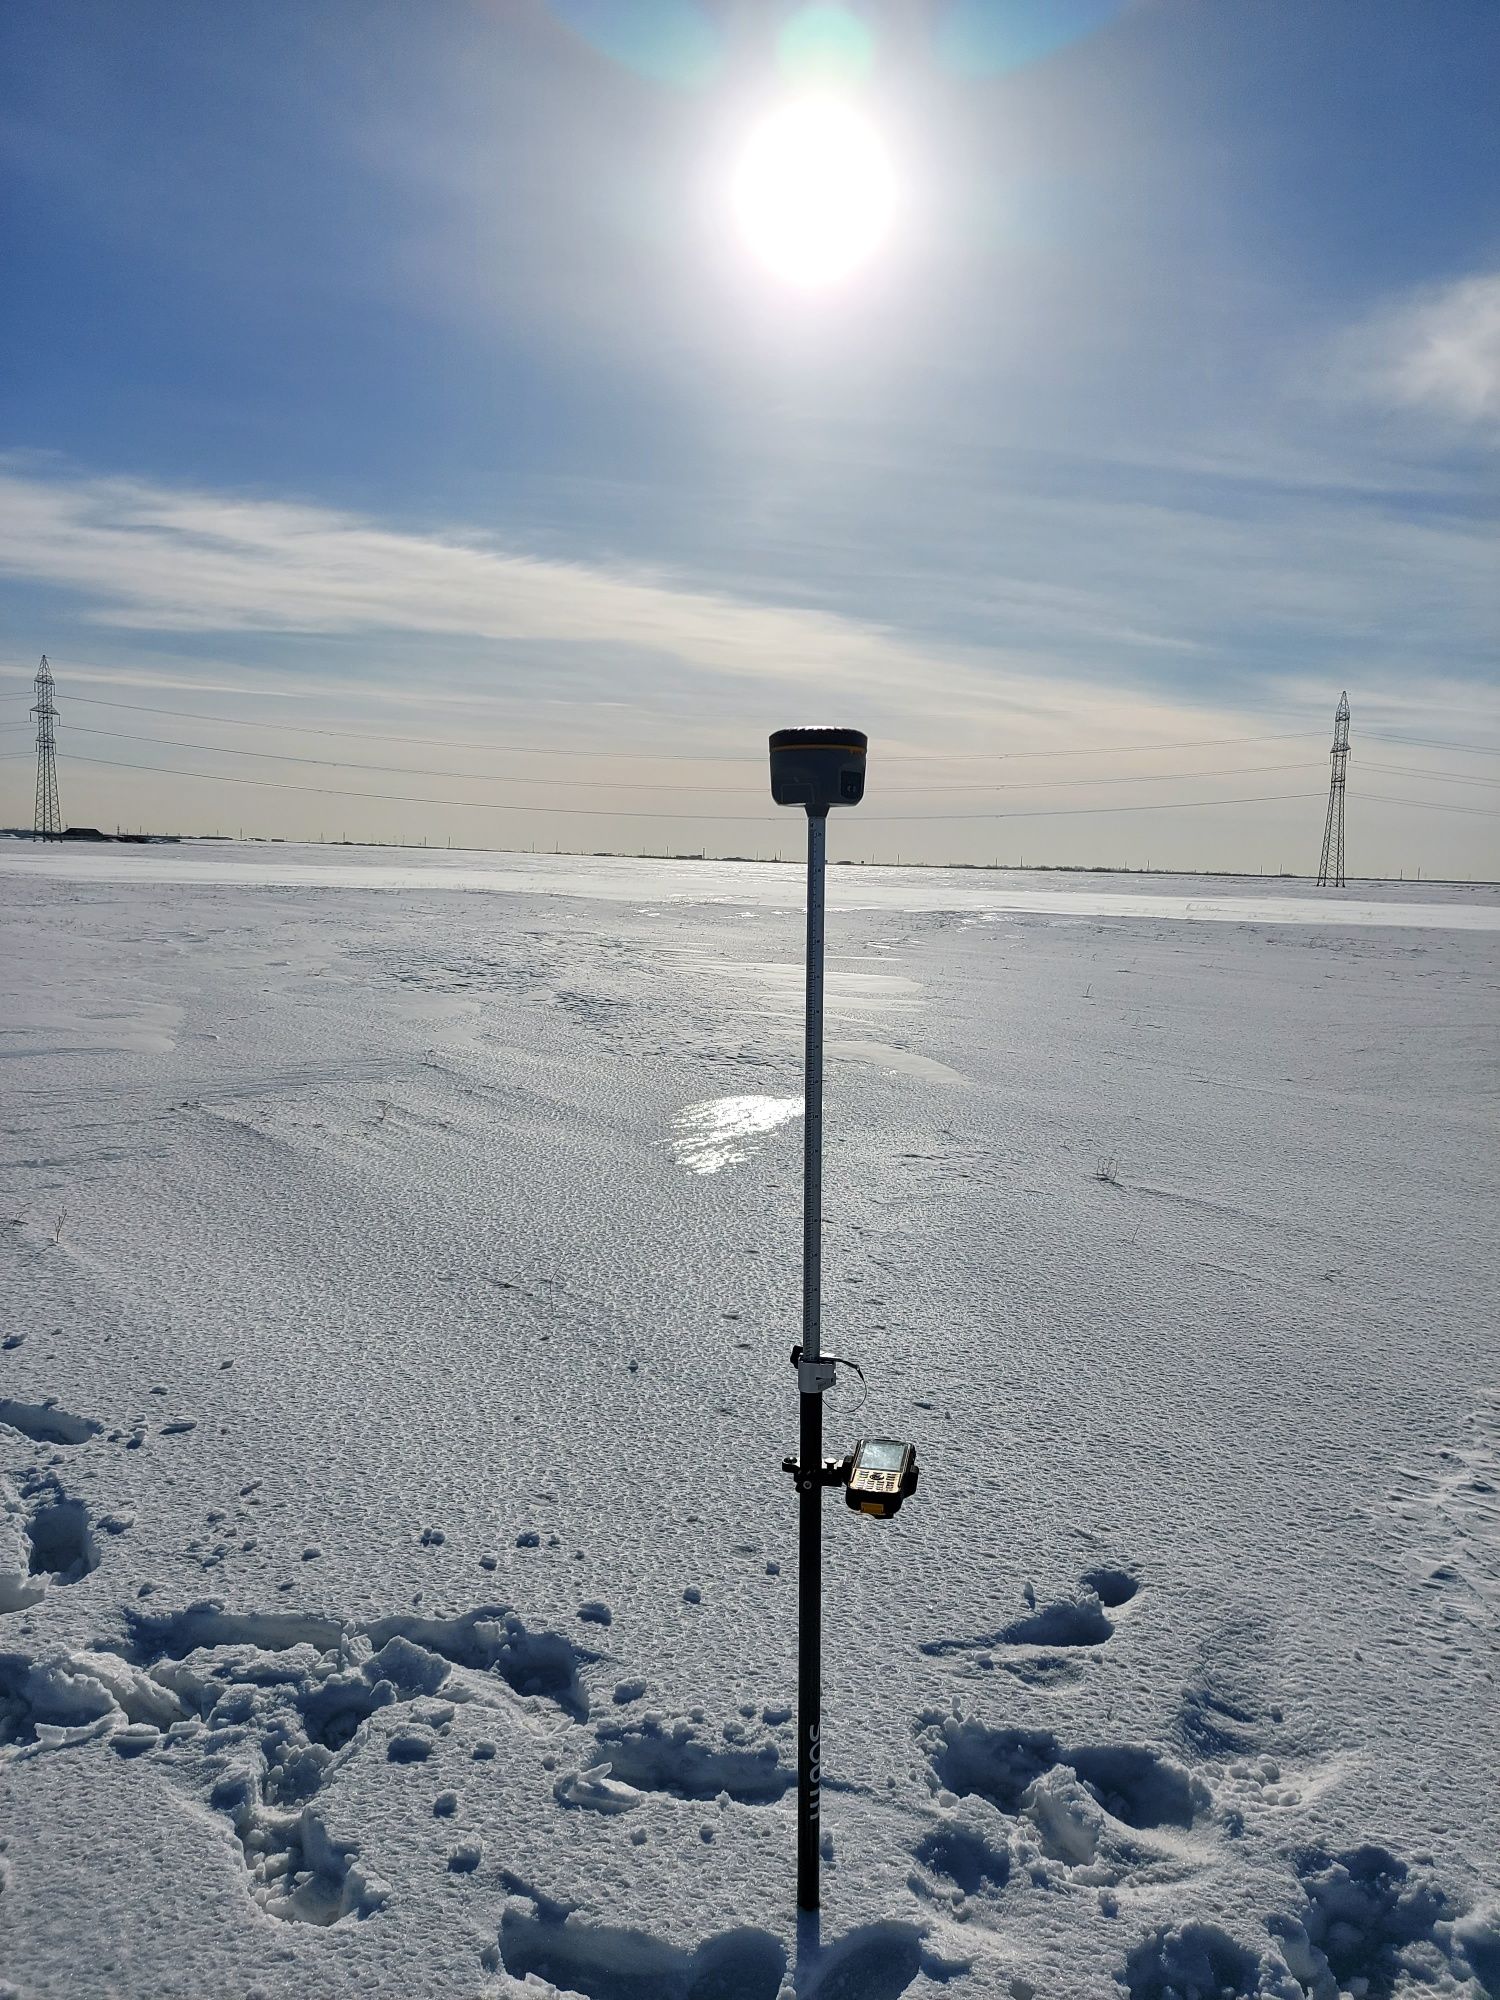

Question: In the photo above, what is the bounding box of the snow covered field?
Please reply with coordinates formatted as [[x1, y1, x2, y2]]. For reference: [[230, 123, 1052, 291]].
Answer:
[[2, 844, 1497, 2000]]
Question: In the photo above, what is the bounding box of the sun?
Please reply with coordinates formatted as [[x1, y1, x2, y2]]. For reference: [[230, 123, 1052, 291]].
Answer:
[[731, 95, 896, 289]]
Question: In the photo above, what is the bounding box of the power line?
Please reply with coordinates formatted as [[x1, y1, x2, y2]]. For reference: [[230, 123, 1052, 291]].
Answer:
[[55, 719, 1317, 797], [64, 750, 1326, 823], [5, 685, 1319, 767], [875, 730, 1316, 762], [59, 723, 757, 793], [1362, 791, 1500, 819], [10, 681, 1499, 767], [10, 689, 737, 763], [1360, 760, 1500, 789], [1366, 731, 1500, 759], [878, 791, 1326, 823]]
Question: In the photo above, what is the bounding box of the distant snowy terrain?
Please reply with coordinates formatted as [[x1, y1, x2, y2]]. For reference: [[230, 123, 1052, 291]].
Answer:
[[2, 845, 1496, 2000]]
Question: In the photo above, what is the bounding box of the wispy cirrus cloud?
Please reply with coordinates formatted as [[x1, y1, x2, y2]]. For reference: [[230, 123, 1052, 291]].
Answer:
[[0, 459, 1015, 729], [1341, 271, 1500, 428], [2, 456, 1493, 765], [0, 459, 1293, 753]]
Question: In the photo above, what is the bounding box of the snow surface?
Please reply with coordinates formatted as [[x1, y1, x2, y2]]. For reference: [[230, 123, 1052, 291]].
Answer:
[[1, 845, 1496, 1999]]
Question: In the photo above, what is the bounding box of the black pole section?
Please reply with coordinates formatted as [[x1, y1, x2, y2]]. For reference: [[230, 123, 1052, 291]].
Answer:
[[797, 806, 827, 1912], [768, 728, 866, 1917]]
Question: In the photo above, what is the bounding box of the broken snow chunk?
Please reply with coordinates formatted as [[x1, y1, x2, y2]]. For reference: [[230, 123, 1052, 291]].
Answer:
[[577, 1601, 612, 1626], [387, 1728, 435, 1763], [419, 1527, 445, 1547], [111, 1722, 161, 1758], [10, 1656, 117, 1730], [364, 1635, 450, 1698], [516, 1531, 540, 1548], [433, 1790, 458, 1817], [448, 1842, 481, 1873], [554, 1763, 644, 1813]]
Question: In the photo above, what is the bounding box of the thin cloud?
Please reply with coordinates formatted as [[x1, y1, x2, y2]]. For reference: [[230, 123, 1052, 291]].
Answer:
[[3, 460, 1491, 780], [0, 463, 990, 713], [1343, 271, 1500, 428], [0, 461, 1301, 756]]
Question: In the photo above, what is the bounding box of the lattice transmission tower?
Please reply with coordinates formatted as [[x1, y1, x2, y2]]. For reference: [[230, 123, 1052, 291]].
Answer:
[[32, 655, 62, 841], [1316, 689, 1350, 887]]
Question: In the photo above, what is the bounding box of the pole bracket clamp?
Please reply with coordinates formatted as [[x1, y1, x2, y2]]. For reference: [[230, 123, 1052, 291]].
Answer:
[[781, 1454, 852, 1490], [790, 1345, 836, 1395]]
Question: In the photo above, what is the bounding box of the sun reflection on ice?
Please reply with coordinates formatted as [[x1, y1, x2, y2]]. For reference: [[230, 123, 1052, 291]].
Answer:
[[672, 1094, 804, 1175]]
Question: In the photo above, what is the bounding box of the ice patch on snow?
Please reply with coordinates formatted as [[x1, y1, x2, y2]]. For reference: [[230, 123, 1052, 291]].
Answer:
[[7, 842, 1494, 930], [671, 1095, 802, 1175], [828, 1039, 966, 1082]]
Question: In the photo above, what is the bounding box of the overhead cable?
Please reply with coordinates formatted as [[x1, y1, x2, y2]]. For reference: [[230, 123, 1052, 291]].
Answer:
[[6, 686, 1320, 767], [56, 720, 1316, 797], [64, 751, 1328, 823]]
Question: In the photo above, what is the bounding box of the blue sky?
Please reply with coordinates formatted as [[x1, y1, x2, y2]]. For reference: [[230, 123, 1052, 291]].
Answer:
[[1, 0, 1496, 870]]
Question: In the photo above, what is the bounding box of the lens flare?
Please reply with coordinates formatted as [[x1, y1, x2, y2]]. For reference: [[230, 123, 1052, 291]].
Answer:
[[732, 96, 896, 289], [936, 0, 1132, 75], [777, 5, 875, 86]]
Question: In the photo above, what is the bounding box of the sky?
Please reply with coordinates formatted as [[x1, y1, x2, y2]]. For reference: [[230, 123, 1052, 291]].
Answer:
[[1, 0, 1497, 874]]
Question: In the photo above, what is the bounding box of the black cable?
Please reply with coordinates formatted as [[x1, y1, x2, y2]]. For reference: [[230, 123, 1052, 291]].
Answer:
[[824, 1354, 868, 1417], [51, 720, 1316, 798], [1360, 761, 1500, 789], [1366, 731, 1500, 759], [5, 685, 1321, 766], [59, 751, 1328, 822], [1361, 791, 1500, 819]]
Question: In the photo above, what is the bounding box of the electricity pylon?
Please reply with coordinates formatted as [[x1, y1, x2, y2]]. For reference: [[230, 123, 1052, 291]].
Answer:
[[32, 656, 62, 841], [1316, 690, 1350, 887]]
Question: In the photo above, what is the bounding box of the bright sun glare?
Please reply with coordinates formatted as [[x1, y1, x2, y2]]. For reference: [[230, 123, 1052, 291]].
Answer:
[[732, 96, 896, 288]]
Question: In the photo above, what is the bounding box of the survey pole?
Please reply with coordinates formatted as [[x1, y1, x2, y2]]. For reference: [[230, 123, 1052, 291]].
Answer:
[[767, 728, 868, 1914], [797, 804, 827, 1910]]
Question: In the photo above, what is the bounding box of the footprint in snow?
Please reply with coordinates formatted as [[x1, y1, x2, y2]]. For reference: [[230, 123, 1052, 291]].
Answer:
[[921, 1566, 1140, 1665]]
